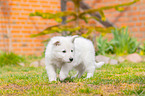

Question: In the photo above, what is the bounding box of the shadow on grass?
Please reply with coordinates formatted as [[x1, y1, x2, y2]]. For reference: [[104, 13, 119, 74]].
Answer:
[[59, 77, 74, 83]]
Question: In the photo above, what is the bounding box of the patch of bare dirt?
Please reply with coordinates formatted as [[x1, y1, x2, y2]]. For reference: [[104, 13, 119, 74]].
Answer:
[[49, 82, 141, 96], [0, 82, 141, 96], [0, 84, 31, 95]]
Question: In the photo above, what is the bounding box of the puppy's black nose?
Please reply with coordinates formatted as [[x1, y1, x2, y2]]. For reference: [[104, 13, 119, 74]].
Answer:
[[69, 58, 73, 62]]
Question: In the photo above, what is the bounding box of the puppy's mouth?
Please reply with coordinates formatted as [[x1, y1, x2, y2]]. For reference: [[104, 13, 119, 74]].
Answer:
[[65, 61, 73, 63]]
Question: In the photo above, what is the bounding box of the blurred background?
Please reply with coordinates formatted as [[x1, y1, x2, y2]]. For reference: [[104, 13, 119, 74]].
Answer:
[[0, 0, 144, 56]]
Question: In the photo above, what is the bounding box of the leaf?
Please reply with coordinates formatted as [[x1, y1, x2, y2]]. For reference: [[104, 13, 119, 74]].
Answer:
[[115, 7, 124, 12], [29, 11, 77, 22], [99, 10, 106, 21], [55, 18, 62, 23], [66, 18, 77, 23], [101, 17, 106, 21], [80, 16, 88, 23]]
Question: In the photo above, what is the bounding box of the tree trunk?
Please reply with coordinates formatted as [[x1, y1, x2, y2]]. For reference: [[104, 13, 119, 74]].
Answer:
[[61, 0, 67, 35]]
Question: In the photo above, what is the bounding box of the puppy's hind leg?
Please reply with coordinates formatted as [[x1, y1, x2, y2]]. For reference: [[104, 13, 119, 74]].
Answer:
[[85, 60, 96, 78], [86, 65, 95, 78], [73, 64, 85, 78]]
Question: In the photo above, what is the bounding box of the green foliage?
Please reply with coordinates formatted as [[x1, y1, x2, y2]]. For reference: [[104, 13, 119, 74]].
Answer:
[[96, 27, 140, 56], [29, 0, 139, 39], [0, 52, 25, 67], [96, 35, 113, 55], [139, 42, 145, 55], [111, 27, 139, 55]]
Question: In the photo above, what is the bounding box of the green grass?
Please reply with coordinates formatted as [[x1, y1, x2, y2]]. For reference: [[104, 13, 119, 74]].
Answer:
[[0, 61, 145, 96]]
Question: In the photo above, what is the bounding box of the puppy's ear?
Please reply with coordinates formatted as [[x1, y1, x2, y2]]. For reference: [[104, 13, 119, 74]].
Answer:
[[53, 41, 60, 46], [71, 35, 78, 43]]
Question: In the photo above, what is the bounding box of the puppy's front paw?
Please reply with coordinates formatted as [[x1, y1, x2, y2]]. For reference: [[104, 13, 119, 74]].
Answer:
[[49, 77, 56, 82], [59, 73, 67, 81]]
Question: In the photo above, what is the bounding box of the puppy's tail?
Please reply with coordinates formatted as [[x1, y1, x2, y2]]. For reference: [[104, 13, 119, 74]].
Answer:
[[95, 62, 105, 68]]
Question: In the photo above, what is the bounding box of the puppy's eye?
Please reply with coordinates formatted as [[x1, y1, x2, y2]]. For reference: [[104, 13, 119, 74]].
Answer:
[[62, 50, 66, 53], [71, 50, 73, 52]]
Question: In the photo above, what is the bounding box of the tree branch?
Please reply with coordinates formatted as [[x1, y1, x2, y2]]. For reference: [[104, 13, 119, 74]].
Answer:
[[79, 1, 116, 28]]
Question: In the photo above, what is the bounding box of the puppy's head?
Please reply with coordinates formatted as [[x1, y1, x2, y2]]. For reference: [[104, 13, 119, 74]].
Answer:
[[52, 35, 78, 63]]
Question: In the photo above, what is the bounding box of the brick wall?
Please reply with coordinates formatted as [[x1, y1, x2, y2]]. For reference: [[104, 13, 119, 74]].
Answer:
[[0, 0, 144, 55], [0, 0, 60, 55]]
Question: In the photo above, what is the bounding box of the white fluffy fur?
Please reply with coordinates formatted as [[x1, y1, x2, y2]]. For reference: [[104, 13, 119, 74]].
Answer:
[[45, 36, 104, 81]]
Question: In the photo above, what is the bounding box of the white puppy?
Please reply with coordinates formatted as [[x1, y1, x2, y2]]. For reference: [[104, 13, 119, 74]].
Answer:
[[45, 35, 104, 81]]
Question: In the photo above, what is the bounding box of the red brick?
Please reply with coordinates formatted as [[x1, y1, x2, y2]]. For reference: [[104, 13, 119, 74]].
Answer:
[[12, 44, 18, 47], [139, 5, 145, 10], [23, 8, 33, 12], [35, 9, 43, 12], [20, 4, 30, 7], [23, 40, 33, 42], [0, 21, 8, 23], [11, 30, 20, 33], [29, 16, 42, 20], [135, 33, 144, 38], [128, 12, 140, 16], [13, 48, 21, 52], [22, 0, 27, 2], [34, 39, 42, 42], [42, 5, 51, 8], [1, 25, 7, 28], [118, 17, 129, 22], [40, 1, 48, 4], [12, 0, 21, 1], [11, 8, 22, 11], [132, 6, 137, 10], [29, 0, 38, 3], [139, 17, 145, 20], [12, 26, 22, 29], [132, 17, 138, 21], [140, 11, 145, 15], [24, 35, 31, 38], [22, 48, 32, 51], [50, 1, 59, 5], [136, 22, 142, 26], [21, 22, 26, 24], [131, 28, 139, 32], [13, 35, 23, 38], [10, 12, 19, 15], [24, 26, 33, 29], [22, 31, 31, 33], [140, 27, 145, 32], [32, 4, 40, 7], [18, 17, 28, 20], [21, 13, 29, 16], [9, 3, 18, 6]]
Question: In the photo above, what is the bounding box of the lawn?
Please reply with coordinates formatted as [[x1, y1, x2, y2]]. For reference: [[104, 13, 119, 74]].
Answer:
[[0, 61, 145, 96]]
